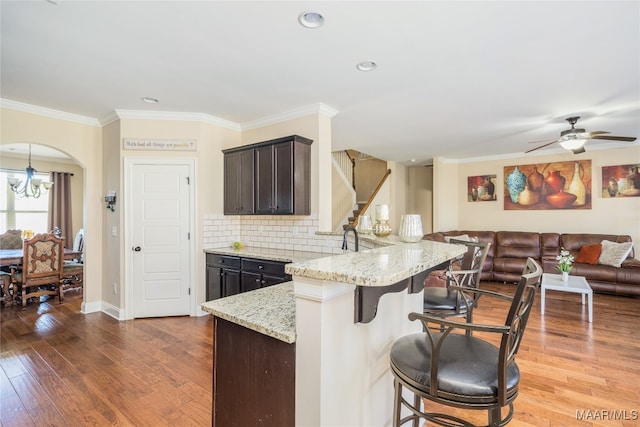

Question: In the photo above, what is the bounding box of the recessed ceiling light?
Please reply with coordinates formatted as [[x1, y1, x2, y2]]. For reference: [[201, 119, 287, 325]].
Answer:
[[141, 97, 159, 104], [356, 61, 377, 72], [298, 11, 324, 28]]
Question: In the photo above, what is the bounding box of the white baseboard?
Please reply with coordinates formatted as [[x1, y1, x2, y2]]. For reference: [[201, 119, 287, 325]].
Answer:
[[81, 300, 102, 314], [101, 301, 125, 320], [81, 300, 205, 320]]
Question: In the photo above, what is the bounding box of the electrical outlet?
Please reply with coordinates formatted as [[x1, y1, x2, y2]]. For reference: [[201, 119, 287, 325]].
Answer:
[[113, 283, 118, 294]]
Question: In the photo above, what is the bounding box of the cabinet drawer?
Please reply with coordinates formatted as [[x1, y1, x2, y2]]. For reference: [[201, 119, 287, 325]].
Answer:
[[206, 254, 241, 269], [241, 258, 288, 276]]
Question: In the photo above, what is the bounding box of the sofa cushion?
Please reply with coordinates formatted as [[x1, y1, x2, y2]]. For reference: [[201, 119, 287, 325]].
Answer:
[[575, 244, 602, 265], [599, 240, 634, 268], [495, 231, 541, 259]]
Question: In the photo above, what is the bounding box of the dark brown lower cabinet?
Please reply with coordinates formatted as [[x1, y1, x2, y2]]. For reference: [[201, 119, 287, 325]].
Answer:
[[213, 317, 295, 427]]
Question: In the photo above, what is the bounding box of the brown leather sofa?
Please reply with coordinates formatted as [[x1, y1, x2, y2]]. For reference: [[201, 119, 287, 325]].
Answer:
[[423, 230, 640, 297]]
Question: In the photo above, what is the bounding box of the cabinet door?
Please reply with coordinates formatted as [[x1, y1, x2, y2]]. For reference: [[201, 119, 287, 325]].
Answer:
[[241, 271, 262, 293], [223, 269, 241, 297], [224, 152, 240, 214], [224, 151, 254, 215], [273, 142, 294, 214], [206, 266, 223, 301], [254, 145, 274, 214], [238, 149, 255, 214]]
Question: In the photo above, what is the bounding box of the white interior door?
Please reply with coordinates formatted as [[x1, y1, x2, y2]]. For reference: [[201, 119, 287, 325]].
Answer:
[[131, 163, 191, 318]]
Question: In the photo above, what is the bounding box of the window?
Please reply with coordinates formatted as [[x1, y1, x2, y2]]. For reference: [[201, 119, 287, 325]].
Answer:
[[0, 170, 50, 233]]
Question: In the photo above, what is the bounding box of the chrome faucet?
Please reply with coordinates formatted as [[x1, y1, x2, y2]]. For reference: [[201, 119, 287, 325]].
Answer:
[[342, 225, 359, 252]]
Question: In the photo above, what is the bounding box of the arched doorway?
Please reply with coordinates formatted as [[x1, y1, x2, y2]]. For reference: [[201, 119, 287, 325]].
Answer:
[[1, 142, 85, 302]]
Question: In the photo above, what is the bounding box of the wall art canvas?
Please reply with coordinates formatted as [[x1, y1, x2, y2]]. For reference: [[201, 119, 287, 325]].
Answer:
[[601, 164, 640, 198], [504, 160, 592, 210], [467, 175, 497, 202]]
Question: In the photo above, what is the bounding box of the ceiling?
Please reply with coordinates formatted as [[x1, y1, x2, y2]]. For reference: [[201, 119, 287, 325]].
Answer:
[[1, 1, 639, 164]]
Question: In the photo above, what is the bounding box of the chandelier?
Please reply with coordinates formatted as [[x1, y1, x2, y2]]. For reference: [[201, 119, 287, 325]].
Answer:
[[7, 144, 53, 198]]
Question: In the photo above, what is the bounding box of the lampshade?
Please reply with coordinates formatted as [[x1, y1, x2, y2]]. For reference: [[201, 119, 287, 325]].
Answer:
[[559, 138, 587, 150]]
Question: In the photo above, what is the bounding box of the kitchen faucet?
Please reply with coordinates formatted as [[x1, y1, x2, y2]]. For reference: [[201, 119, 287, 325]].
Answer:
[[342, 225, 359, 252]]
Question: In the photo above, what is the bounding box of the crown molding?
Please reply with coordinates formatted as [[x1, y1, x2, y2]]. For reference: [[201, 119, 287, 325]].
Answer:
[[241, 103, 339, 131], [1, 98, 101, 127], [2, 99, 340, 134], [113, 109, 241, 131]]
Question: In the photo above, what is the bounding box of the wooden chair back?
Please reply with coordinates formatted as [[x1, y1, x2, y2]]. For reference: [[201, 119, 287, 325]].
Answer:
[[21, 233, 64, 286], [0, 229, 23, 249]]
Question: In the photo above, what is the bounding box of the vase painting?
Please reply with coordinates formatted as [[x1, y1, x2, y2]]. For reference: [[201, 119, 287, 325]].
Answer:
[[504, 160, 591, 210], [601, 163, 640, 198], [506, 167, 526, 203], [467, 175, 497, 202]]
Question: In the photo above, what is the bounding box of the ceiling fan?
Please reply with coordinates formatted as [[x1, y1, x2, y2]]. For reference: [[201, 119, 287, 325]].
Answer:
[[525, 116, 637, 154]]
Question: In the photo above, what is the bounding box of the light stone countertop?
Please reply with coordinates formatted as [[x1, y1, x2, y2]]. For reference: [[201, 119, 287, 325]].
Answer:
[[201, 238, 465, 343], [201, 282, 296, 343], [284, 239, 465, 287]]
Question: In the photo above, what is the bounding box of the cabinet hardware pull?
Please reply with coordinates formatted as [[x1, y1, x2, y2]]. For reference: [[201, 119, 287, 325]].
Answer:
[[258, 265, 264, 269]]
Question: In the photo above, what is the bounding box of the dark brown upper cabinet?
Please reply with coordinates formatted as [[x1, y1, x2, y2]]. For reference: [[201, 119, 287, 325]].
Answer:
[[223, 149, 255, 215], [223, 135, 312, 215]]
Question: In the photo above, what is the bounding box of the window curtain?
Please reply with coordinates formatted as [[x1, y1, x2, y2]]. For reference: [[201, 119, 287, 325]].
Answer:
[[48, 171, 73, 248]]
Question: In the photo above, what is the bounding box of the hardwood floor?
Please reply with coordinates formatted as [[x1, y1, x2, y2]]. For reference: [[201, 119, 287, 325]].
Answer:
[[1, 293, 212, 426], [1, 283, 638, 426]]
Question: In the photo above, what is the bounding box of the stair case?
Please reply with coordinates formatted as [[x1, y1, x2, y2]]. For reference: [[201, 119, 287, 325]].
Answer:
[[342, 169, 392, 231]]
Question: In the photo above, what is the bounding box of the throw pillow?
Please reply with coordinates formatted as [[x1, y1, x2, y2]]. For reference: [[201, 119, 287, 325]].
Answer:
[[575, 244, 602, 265], [598, 240, 633, 268], [445, 234, 470, 243]]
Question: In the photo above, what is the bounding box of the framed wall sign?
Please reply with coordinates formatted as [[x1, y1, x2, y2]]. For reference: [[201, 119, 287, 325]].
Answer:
[[123, 139, 197, 151]]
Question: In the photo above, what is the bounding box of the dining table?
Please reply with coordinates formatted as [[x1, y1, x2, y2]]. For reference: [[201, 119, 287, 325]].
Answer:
[[0, 248, 83, 267]]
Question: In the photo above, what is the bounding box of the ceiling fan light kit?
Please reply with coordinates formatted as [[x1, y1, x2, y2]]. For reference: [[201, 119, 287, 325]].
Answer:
[[526, 116, 637, 154]]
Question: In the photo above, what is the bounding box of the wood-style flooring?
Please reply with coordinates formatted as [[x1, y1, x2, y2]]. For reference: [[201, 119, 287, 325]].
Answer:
[[1, 282, 639, 427]]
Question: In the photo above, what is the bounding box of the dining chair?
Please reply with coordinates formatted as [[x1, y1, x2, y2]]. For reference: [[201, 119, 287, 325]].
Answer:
[[423, 239, 491, 326], [0, 271, 11, 306], [11, 233, 65, 308], [390, 258, 542, 427], [0, 229, 23, 249], [63, 229, 84, 294]]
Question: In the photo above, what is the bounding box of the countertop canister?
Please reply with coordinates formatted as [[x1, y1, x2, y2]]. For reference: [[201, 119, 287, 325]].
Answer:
[[398, 214, 424, 243]]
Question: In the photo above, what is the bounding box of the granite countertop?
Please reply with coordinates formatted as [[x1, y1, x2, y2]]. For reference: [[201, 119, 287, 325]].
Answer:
[[201, 238, 465, 343], [203, 246, 327, 263], [201, 282, 296, 343], [284, 239, 465, 287]]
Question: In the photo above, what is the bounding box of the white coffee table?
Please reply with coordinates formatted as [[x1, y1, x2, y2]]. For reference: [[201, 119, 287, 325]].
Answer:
[[541, 273, 593, 323]]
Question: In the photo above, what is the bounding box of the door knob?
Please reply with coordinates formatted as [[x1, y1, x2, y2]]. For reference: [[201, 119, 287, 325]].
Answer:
[[133, 246, 142, 252]]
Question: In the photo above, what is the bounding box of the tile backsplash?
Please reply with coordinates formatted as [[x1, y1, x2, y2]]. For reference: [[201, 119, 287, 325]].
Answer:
[[202, 214, 346, 254]]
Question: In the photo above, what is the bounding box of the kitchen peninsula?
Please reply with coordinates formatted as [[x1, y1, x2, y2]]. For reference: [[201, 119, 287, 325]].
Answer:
[[202, 238, 465, 426]]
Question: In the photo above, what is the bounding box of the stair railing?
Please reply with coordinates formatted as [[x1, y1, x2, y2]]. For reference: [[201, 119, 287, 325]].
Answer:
[[332, 150, 356, 190], [353, 168, 391, 227]]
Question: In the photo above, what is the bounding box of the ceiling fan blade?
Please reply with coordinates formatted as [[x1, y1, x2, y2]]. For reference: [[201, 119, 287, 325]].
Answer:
[[572, 146, 586, 155], [591, 135, 637, 142], [588, 131, 610, 136], [527, 138, 556, 144], [525, 140, 559, 153]]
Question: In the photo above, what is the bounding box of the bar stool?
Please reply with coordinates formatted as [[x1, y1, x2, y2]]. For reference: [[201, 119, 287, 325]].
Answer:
[[390, 258, 542, 426]]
